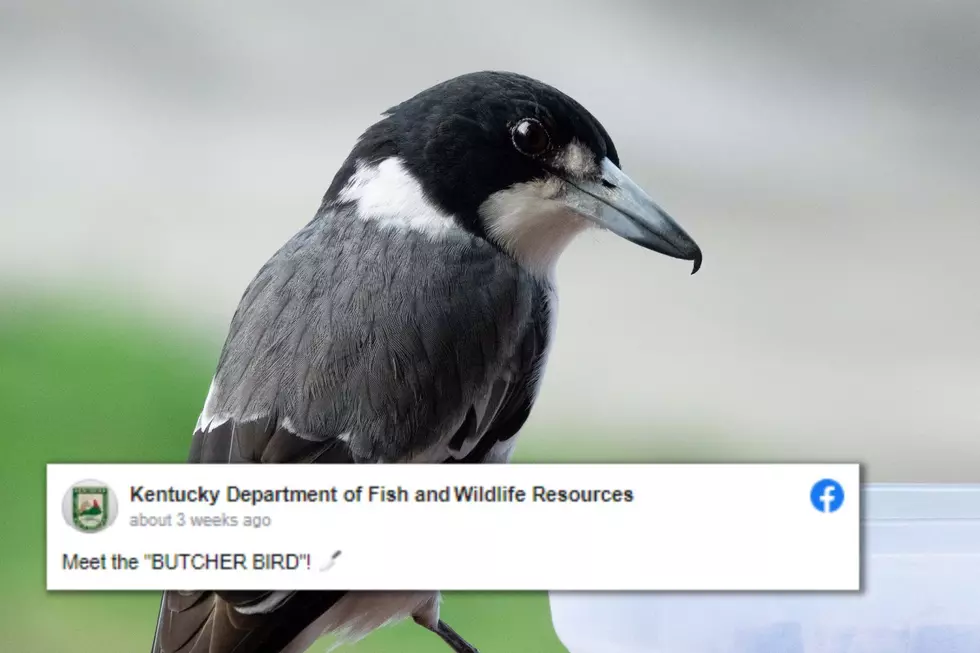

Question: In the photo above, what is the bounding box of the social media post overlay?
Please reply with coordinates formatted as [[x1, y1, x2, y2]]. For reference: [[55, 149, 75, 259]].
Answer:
[[47, 463, 860, 592]]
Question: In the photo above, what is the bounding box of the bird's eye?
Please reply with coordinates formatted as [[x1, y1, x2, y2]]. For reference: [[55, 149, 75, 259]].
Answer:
[[511, 119, 551, 156]]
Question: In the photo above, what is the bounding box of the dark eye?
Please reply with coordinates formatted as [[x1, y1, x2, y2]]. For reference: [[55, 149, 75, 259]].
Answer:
[[511, 118, 550, 156]]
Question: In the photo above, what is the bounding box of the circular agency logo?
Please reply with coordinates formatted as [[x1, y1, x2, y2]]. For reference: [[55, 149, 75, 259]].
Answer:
[[810, 478, 845, 513], [62, 479, 119, 533]]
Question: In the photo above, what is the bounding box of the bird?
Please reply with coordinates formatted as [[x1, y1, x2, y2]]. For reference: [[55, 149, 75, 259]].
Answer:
[[150, 70, 701, 653]]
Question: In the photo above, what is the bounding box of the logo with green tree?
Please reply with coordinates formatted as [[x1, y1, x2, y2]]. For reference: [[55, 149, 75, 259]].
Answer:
[[72, 486, 109, 532]]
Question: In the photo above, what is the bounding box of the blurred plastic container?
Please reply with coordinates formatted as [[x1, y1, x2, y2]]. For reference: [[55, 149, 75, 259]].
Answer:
[[550, 484, 980, 653]]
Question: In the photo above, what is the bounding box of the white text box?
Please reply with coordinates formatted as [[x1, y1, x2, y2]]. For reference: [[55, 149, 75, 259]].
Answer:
[[47, 463, 860, 591]]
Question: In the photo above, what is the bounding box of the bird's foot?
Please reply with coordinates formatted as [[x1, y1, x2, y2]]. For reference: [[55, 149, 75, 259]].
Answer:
[[416, 616, 480, 653]]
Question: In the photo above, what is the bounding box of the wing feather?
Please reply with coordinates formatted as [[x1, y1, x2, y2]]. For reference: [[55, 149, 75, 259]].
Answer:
[[152, 209, 552, 653]]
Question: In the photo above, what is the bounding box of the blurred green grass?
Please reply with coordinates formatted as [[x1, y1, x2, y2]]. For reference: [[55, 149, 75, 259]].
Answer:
[[0, 294, 741, 652]]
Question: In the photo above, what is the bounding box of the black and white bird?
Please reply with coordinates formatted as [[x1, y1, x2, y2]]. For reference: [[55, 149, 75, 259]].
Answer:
[[151, 71, 701, 653]]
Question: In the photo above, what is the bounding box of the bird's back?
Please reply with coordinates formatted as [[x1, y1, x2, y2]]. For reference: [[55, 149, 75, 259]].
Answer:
[[152, 205, 553, 653]]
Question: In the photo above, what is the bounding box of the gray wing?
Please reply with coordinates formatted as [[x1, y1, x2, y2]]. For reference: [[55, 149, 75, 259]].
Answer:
[[152, 209, 551, 653], [193, 209, 549, 464]]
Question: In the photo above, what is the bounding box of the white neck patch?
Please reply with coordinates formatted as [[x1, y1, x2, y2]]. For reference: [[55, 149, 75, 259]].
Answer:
[[479, 139, 600, 279], [338, 157, 462, 238], [479, 176, 591, 280]]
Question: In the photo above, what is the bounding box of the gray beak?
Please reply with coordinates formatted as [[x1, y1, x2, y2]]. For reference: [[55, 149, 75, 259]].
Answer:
[[561, 158, 702, 273]]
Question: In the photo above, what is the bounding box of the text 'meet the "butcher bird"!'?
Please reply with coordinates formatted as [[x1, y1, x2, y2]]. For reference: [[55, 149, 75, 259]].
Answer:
[[47, 463, 860, 592]]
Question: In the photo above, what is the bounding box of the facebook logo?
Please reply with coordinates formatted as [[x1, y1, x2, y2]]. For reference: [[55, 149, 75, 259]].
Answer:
[[810, 479, 845, 513]]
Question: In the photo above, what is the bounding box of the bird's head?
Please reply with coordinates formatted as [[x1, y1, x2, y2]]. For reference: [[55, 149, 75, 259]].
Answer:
[[325, 71, 702, 277]]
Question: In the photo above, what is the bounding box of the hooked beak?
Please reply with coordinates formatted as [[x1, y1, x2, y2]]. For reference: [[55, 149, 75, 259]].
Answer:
[[560, 158, 702, 274]]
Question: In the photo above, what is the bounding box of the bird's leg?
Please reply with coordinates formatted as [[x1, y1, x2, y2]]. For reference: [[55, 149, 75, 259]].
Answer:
[[434, 620, 480, 653], [414, 615, 480, 653]]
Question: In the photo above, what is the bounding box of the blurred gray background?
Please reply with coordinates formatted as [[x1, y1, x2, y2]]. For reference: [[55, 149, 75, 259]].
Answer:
[[3, 0, 979, 481]]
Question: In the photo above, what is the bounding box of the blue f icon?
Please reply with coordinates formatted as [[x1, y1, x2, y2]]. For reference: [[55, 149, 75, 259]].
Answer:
[[810, 479, 844, 513]]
